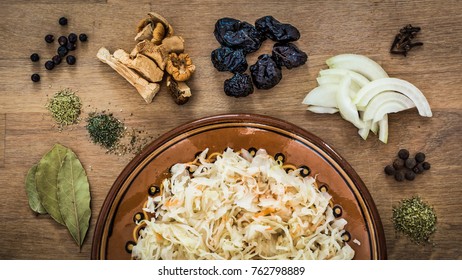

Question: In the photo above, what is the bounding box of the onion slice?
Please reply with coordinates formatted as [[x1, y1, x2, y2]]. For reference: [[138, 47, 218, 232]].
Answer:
[[307, 106, 339, 114], [363, 91, 415, 121], [336, 76, 364, 129], [326, 54, 389, 81], [354, 78, 432, 117], [319, 68, 370, 87], [302, 85, 338, 108], [378, 114, 389, 144]]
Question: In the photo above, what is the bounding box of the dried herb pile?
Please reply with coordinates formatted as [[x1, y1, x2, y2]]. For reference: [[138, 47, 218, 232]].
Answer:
[[25, 144, 91, 248], [392, 196, 437, 244], [46, 88, 82, 129], [86, 112, 124, 150], [85, 111, 152, 156]]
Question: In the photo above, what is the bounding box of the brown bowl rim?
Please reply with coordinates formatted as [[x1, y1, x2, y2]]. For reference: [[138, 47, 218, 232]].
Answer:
[[91, 113, 387, 260]]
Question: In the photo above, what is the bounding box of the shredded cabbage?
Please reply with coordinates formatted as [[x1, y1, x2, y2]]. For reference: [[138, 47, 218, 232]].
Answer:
[[132, 148, 355, 260]]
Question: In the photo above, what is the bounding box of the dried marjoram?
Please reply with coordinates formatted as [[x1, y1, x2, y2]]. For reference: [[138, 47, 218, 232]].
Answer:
[[392, 196, 437, 244], [85, 112, 124, 151], [390, 24, 423, 56], [46, 88, 82, 129]]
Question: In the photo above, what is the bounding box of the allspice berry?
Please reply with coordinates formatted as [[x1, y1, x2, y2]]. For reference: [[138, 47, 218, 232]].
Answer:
[[415, 152, 426, 163], [385, 165, 396, 176], [405, 158, 417, 169], [395, 170, 405, 182], [405, 170, 416, 181], [393, 158, 404, 170], [398, 149, 410, 160]]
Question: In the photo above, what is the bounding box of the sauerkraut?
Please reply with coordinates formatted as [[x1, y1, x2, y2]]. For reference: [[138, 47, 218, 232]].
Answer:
[[132, 148, 355, 260]]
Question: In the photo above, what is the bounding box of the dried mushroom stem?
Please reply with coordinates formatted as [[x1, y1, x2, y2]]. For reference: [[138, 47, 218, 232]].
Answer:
[[167, 76, 191, 105], [97, 47, 160, 103], [113, 49, 164, 82]]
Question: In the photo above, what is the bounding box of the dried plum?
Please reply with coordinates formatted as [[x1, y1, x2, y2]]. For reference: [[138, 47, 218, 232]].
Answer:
[[214, 17, 264, 54], [272, 42, 307, 69], [249, 54, 282, 89], [211, 46, 248, 73], [255, 15, 300, 42], [224, 73, 254, 97]]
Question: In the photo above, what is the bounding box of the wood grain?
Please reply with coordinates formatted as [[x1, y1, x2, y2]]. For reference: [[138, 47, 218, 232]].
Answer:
[[0, 0, 461, 260], [0, 114, 4, 168]]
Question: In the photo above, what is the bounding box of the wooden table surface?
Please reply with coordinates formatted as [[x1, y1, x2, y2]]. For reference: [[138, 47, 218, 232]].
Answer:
[[0, 0, 460, 260]]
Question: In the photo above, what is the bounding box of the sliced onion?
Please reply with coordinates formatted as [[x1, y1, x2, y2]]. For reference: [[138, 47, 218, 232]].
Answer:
[[325, 54, 389, 81], [302, 85, 338, 108], [336, 76, 364, 129], [354, 78, 432, 117], [306, 106, 339, 114], [319, 68, 370, 87], [378, 114, 389, 144], [363, 91, 415, 121]]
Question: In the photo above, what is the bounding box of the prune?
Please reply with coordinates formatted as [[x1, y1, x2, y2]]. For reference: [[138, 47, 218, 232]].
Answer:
[[272, 42, 307, 69], [255, 15, 300, 42], [224, 73, 254, 98], [249, 54, 282, 90], [214, 17, 264, 54], [211, 46, 248, 73]]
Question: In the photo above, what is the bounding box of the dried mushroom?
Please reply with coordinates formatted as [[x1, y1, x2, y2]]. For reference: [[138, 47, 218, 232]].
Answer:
[[135, 23, 153, 42], [97, 47, 160, 103], [166, 53, 195, 82], [113, 49, 164, 82], [151, 22, 166, 45], [135, 12, 174, 43], [161, 36, 185, 53], [167, 76, 191, 105], [148, 12, 174, 38], [130, 40, 169, 70], [98, 12, 194, 105]]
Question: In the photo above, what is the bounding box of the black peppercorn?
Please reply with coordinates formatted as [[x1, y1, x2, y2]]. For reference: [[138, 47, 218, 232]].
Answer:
[[395, 170, 405, 182], [79, 33, 88, 42], [59, 17, 68, 26], [398, 149, 410, 160], [415, 152, 426, 163], [66, 55, 76, 65], [45, 60, 55, 70], [31, 73, 40, 82], [405, 170, 416, 181], [30, 53, 40, 62], [413, 163, 424, 174], [57, 46, 68, 57], [66, 42, 76, 51], [68, 33, 78, 43], [405, 158, 417, 169], [52, 55, 62, 65], [393, 158, 404, 170], [422, 162, 431, 170], [384, 165, 396, 176], [45, 34, 54, 43], [58, 36, 68, 46]]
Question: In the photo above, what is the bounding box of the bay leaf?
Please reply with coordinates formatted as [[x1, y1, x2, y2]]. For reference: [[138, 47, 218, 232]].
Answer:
[[25, 164, 47, 214], [57, 148, 91, 248], [35, 143, 67, 225]]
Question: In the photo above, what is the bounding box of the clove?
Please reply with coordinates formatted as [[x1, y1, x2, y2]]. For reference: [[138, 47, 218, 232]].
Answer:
[[390, 24, 423, 56]]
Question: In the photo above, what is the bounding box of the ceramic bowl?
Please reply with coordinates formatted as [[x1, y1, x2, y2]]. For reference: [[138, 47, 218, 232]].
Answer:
[[91, 114, 387, 260]]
